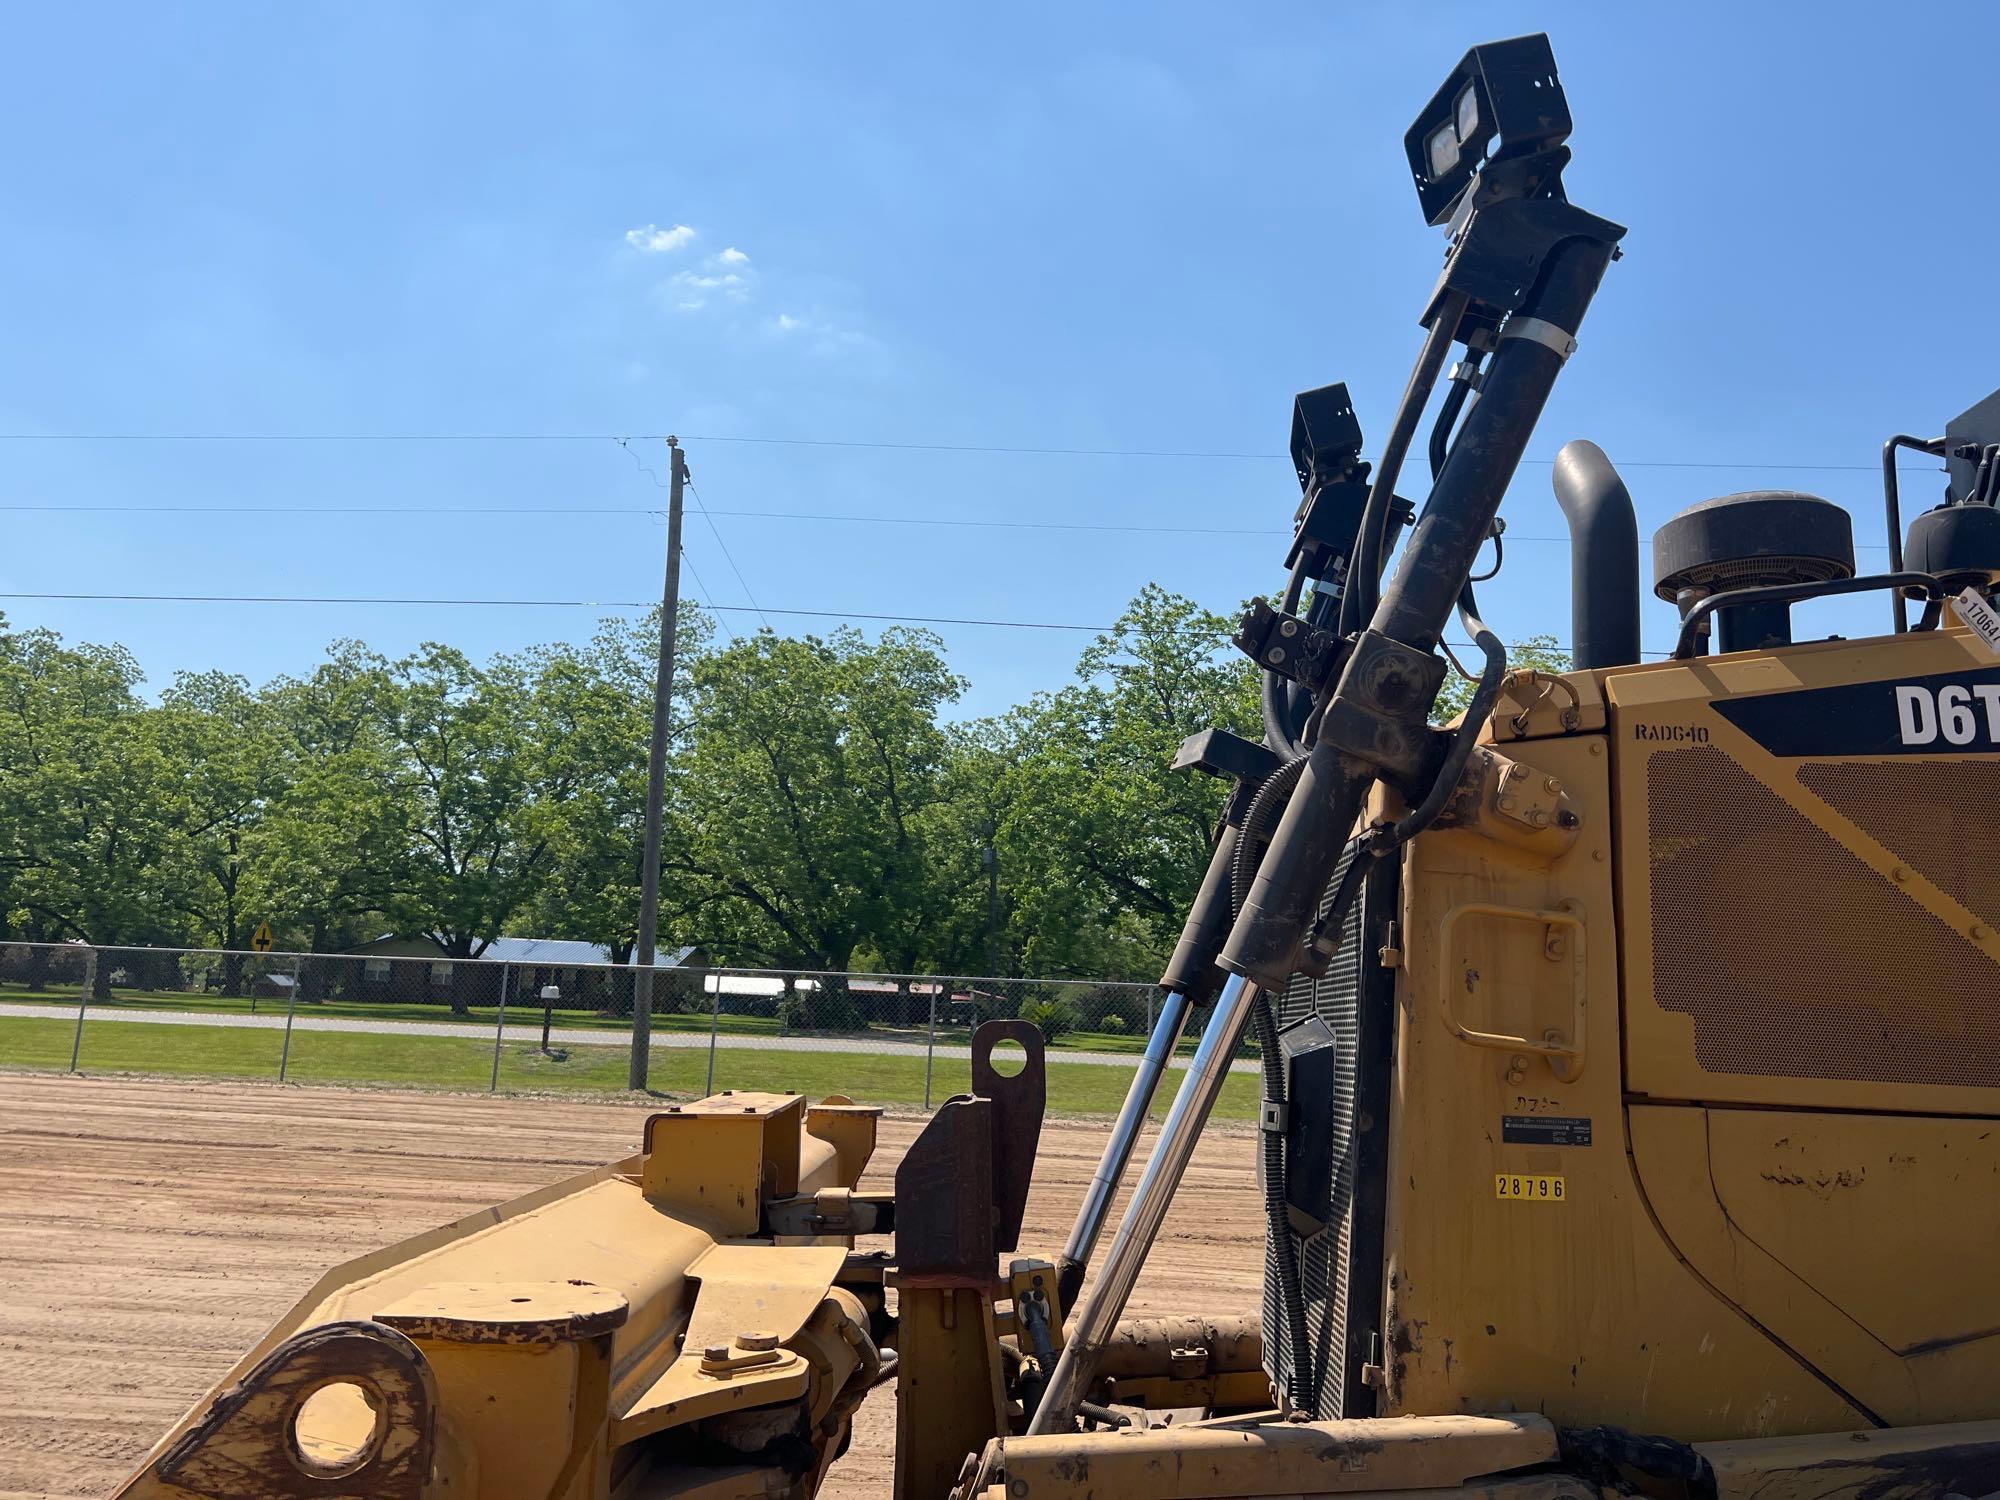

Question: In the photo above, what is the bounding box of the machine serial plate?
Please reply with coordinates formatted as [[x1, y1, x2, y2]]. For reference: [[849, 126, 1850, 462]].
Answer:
[[1495, 1173, 1565, 1201], [1502, 1114, 1591, 1146]]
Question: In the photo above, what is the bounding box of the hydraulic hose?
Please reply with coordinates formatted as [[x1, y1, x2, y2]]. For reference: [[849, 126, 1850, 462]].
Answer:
[[1341, 290, 1469, 637], [1262, 559, 1312, 758], [1426, 365, 1475, 482], [1232, 754, 1309, 918]]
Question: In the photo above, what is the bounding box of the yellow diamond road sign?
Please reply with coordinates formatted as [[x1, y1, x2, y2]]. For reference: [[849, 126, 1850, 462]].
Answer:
[[250, 922, 274, 954]]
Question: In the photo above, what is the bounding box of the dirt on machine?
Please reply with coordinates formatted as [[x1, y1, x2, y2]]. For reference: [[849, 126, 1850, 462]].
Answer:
[[110, 31, 2000, 1500]]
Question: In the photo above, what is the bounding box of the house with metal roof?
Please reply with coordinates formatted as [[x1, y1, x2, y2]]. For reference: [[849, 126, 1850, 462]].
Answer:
[[338, 934, 707, 1011]]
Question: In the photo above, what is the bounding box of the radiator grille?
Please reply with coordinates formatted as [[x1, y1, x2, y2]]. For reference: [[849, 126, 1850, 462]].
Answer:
[[1797, 760, 2000, 930], [1648, 746, 2000, 1088], [1262, 850, 1394, 1420]]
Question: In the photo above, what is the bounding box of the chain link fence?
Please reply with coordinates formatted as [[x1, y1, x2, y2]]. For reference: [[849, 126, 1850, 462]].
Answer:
[[0, 941, 1241, 1115]]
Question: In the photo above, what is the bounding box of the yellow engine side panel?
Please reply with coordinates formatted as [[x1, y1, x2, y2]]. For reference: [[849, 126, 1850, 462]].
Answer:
[[1627, 1104, 2000, 1424], [1601, 629, 2000, 1427], [1606, 627, 2000, 1115], [1385, 733, 1865, 1441]]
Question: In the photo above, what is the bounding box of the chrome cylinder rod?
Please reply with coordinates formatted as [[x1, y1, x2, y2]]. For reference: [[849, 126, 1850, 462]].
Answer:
[[1058, 986, 1192, 1279], [1028, 971, 1264, 1435]]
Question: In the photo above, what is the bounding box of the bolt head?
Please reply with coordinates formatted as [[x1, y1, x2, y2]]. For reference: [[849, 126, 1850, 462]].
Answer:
[[1279, 618, 1300, 637], [702, 1343, 732, 1362]]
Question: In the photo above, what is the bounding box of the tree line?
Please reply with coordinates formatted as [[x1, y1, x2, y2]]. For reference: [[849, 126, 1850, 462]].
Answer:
[[0, 589, 1561, 986]]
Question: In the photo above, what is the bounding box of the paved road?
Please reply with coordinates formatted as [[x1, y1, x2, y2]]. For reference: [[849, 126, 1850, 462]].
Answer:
[[0, 1000, 1258, 1073]]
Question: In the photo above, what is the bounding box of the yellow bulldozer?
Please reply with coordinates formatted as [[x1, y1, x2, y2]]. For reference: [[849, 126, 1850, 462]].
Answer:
[[114, 32, 2000, 1500]]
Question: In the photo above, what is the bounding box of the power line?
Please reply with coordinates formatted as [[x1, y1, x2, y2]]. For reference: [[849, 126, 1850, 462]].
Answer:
[[680, 551, 737, 645], [0, 586, 1689, 656], [0, 426, 1952, 473], [0, 506, 1888, 552], [0, 591, 1132, 629], [686, 480, 772, 631], [0, 503, 661, 515]]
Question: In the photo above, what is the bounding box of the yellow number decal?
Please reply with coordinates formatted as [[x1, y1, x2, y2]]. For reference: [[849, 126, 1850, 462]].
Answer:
[[1494, 1173, 1566, 1202]]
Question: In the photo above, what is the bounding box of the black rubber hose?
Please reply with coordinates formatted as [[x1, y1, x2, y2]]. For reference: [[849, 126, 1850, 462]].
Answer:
[[1340, 291, 1467, 638], [1261, 672, 1305, 761], [1261, 560, 1312, 758], [1427, 372, 1473, 483], [1252, 987, 1313, 1407], [1231, 754, 1309, 918]]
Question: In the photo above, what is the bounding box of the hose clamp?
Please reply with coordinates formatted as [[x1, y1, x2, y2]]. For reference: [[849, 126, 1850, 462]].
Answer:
[[1501, 315, 1579, 361]]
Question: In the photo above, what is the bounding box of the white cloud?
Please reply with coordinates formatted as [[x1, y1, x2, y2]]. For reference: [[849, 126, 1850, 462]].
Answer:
[[717, 246, 750, 266], [623, 223, 696, 253], [668, 268, 752, 311], [762, 311, 872, 361]]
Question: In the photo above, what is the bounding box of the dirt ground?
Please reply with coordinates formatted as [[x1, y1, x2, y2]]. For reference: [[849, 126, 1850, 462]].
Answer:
[[0, 1071, 1262, 1500]]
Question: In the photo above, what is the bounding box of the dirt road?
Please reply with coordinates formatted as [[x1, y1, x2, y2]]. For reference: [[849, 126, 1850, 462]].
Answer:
[[0, 1072, 1261, 1500]]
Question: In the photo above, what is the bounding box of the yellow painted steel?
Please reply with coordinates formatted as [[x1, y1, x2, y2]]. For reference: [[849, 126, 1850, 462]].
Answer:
[[1387, 730, 1869, 1438], [112, 1095, 886, 1500]]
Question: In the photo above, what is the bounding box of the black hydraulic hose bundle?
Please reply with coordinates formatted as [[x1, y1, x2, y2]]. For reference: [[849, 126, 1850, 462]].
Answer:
[[1231, 754, 1308, 917], [1262, 558, 1313, 759]]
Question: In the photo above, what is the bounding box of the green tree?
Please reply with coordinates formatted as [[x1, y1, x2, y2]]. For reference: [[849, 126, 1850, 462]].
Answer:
[[378, 642, 633, 1011], [989, 585, 1259, 980], [669, 627, 964, 994], [525, 604, 712, 962], [0, 630, 189, 990], [155, 670, 288, 994], [255, 643, 412, 962]]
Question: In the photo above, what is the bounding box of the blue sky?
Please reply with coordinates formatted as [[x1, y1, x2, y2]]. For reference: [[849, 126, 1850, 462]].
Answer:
[[3, 2, 1994, 718]]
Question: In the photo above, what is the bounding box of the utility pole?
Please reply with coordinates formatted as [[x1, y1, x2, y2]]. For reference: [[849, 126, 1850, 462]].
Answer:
[[980, 817, 1002, 976], [630, 437, 686, 1091]]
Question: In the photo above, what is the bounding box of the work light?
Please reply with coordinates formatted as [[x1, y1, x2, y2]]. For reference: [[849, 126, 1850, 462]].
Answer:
[[1405, 34, 1571, 226]]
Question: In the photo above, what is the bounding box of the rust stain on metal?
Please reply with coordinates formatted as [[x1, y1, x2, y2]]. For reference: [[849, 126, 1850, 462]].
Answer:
[[152, 1320, 434, 1499]]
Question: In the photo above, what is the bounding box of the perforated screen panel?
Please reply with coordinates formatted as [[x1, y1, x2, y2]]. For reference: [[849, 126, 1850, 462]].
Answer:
[[1648, 746, 2000, 1088], [1262, 851, 1396, 1421], [1797, 760, 2000, 931]]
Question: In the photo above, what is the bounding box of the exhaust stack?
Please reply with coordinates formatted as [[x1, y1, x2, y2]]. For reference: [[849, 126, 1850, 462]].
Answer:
[[1550, 440, 1642, 669]]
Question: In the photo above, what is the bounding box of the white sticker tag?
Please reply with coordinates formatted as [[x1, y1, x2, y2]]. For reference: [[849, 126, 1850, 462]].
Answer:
[[1951, 587, 2000, 660]]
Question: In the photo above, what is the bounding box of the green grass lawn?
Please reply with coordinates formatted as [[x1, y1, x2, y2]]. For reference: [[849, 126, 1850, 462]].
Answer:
[[0, 1013, 1258, 1120], [0, 983, 1198, 1058]]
